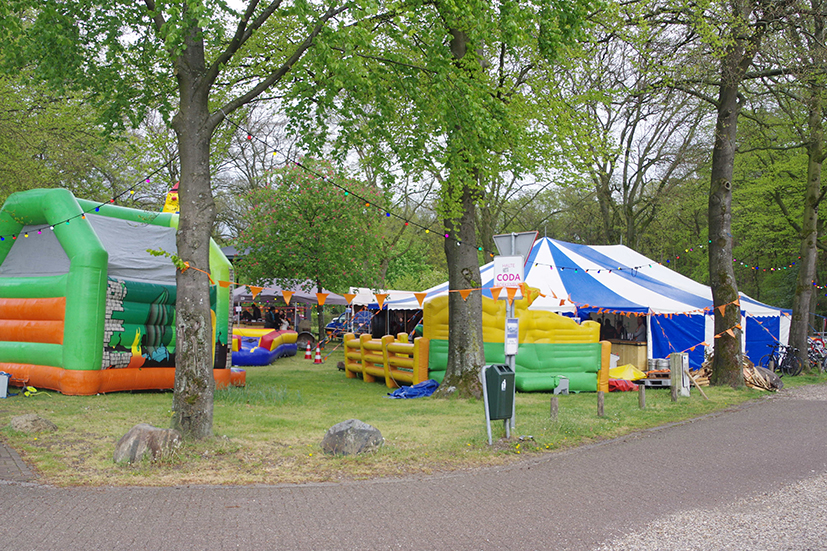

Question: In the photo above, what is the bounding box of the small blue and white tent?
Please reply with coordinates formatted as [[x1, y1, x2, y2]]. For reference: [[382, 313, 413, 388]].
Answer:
[[386, 237, 790, 368]]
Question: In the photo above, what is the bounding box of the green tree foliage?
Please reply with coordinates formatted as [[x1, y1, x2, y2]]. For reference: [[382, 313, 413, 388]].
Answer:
[[0, 0, 356, 438], [287, 0, 599, 397], [235, 159, 382, 336]]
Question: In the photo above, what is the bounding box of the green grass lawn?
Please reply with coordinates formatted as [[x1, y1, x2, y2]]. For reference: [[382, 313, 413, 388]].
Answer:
[[0, 351, 820, 487]]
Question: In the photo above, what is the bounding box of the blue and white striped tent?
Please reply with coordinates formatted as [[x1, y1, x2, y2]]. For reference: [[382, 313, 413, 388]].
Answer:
[[386, 237, 790, 368]]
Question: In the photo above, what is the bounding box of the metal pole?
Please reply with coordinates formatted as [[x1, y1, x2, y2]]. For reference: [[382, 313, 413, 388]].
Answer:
[[507, 233, 517, 430]]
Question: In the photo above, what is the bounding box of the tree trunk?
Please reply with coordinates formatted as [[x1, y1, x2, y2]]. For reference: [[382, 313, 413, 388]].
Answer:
[[708, 9, 755, 388], [436, 183, 485, 398], [790, 4, 824, 370], [170, 28, 217, 439]]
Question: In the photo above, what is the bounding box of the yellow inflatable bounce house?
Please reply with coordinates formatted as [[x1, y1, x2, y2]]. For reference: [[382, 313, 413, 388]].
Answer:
[[424, 287, 610, 392]]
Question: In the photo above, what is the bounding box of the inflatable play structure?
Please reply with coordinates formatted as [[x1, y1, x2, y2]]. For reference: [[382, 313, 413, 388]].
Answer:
[[0, 188, 244, 395], [343, 332, 430, 388], [232, 328, 298, 366], [342, 286, 608, 393], [422, 287, 610, 393]]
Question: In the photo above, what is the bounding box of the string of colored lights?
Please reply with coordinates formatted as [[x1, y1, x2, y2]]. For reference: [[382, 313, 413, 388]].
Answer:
[[220, 114, 487, 251], [0, 161, 174, 242]]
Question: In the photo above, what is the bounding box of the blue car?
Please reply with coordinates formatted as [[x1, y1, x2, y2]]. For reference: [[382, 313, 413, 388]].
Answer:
[[325, 310, 373, 338]]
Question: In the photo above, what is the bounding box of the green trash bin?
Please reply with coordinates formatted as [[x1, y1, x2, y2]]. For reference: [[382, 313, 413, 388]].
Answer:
[[485, 364, 515, 420]]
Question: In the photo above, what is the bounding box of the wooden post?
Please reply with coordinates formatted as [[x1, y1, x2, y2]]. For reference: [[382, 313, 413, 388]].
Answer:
[[671, 384, 678, 402], [550, 395, 558, 421], [638, 381, 646, 409], [597, 391, 605, 417]]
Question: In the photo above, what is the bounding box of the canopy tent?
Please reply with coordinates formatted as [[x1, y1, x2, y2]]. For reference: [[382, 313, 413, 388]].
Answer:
[[386, 237, 790, 368], [347, 287, 421, 309], [232, 280, 348, 306]]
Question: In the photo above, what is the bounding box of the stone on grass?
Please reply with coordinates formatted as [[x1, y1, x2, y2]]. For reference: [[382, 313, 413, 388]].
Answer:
[[321, 419, 383, 456], [113, 423, 182, 464], [10, 413, 57, 433]]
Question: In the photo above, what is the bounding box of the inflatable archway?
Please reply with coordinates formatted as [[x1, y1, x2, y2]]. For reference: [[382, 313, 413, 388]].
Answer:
[[0, 188, 240, 395]]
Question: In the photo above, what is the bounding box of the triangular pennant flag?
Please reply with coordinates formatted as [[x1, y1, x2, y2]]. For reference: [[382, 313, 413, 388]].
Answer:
[[506, 287, 518, 305], [281, 290, 293, 305], [248, 285, 263, 299], [490, 287, 503, 301], [343, 293, 357, 304], [689, 346, 696, 351], [374, 293, 388, 310], [414, 292, 427, 307], [458, 289, 472, 301], [218, 280, 231, 288], [735, 323, 742, 330], [181, 261, 191, 273], [519, 283, 529, 298], [718, 304, 726, 316], [316, 292, 329, 306], [726, 328, 735, 338], [560, 299, 566, 307], [551, 290, 558, 299]]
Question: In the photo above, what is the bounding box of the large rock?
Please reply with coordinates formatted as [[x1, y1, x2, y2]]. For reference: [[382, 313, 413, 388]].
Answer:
[[10, 414, 57, 433], [321, 419, 383, 456], [113, 423, 182, 464]]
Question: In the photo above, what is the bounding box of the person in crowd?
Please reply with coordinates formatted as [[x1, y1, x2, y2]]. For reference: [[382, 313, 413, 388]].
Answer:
[[633, 316, 647, 342], [251, 303, 262, 321], [264, 307, 277, 329], [240, 308, 252, 323], [602, 317, 618, 340], [615, 319, 627, 341]]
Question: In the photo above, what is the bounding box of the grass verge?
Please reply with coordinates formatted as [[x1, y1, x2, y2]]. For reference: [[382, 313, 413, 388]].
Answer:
[[0, 351, 821, 487]]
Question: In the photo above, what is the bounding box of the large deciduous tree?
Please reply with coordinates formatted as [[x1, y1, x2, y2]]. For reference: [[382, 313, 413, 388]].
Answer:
[[1, 0, 352, 438], [234, 159, 382, 338], [287, 0, 596, 397]]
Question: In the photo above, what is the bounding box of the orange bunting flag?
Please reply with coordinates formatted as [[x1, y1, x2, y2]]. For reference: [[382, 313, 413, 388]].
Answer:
[[458, 289, 472, 301], [374, 293, 387, 310], [597, 308, 603, 314], [559, 299, 566, 307], [343, 293, 357, 304], [689, 346, 696, 351], [316, 293, 329, 306], [414, 292, 428, 307], [718, 304, 726, 316], [181, 261, 190, 273], [248, 286, 264, 300], [519, 283, 530, 298], [506, 286, 518, 305], [551, 290, 558, 299], [281, 290, 293, 305], [583, 304, 590, 309], [735, 323, 742, 330], [490, 287, 503, 301], [700, 341, 709, 347], [218, 280, 231, 288], [726, 328, 735, 338]]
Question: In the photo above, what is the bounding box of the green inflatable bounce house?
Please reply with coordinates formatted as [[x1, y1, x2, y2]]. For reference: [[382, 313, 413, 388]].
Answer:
[[0, 188, 240, 395]]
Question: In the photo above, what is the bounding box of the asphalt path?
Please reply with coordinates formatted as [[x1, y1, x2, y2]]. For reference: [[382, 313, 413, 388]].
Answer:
[[2, 384, 826, 551]]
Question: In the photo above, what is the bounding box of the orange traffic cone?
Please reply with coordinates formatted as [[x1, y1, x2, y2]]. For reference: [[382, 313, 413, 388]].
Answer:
[[314, 345, 322, 364], [304, 343, 312, 360]]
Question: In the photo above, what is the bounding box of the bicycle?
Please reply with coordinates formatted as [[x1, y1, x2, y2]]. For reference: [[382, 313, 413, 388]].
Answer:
[[758, 343, 803, 377], [808, 337, 827, 373]]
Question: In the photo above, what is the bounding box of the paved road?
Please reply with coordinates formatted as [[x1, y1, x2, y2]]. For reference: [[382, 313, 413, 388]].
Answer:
[[2, 385, 826, 551]]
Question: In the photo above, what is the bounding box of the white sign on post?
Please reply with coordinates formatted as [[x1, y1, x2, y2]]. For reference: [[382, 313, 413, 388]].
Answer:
[[505, 318, 519, 356], [493, 256, 525, 299]]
